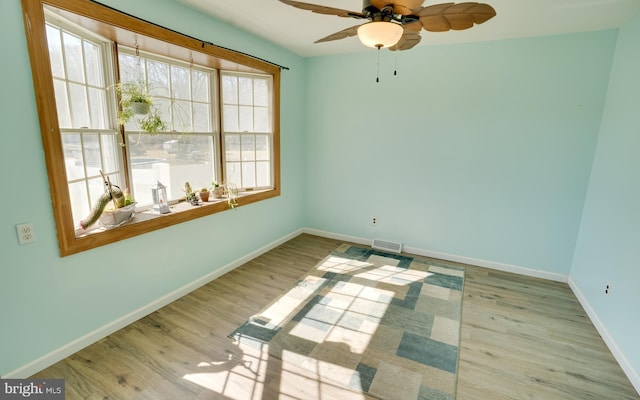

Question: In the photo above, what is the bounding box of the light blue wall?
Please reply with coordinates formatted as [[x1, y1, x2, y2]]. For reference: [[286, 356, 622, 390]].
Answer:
[[0, 0, 307, 376], [571, 12, 640, 378], [304, 31, 617, 274]]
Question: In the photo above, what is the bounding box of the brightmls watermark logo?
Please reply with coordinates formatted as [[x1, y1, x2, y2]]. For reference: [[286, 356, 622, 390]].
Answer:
[[0, 380, 64, 399]]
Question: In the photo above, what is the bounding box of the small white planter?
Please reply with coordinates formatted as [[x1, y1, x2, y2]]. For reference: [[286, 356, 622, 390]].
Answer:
[[212, 187, 225, 199], [100, 203, 136, 227]]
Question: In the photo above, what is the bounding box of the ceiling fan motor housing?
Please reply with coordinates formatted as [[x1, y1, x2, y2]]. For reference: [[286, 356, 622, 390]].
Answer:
[[361, 0, 379, 15]]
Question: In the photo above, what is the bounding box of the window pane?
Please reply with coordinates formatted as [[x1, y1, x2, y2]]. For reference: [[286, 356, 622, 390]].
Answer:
[[254, 79, 268, 106], [238, 77, 252, 105], [154, 98, 171, 127], [225, 162, 241, 187], [225, 134, 240, 161], [241, 134, 255, 161], [223, 105, 238, 132], [147, 60, 169, 96], [119, 53, 141, 83], [101, 134, 118, 173], [239, 106, 253, 132], [46, 25, 65, 79], [242, 161, 256, 188], [88, 87, 107, 129], [53, 80, 71, 128], [87, 176, 104, 206], [254, 106, 269, 132], [128, 133, 215, 204], [171, 65, 190, 100], [69, 181, 89, 226], [222, 75, 237, 104], [129, 156, 168, 206], [172, 100, 192, 132], [192, 70, 209, 102], [256, 161, 270, 187], [193, 103, 210, 132], [63, 133, 84, 180], [84, 41, 102, 87], [83, 134, 102, 176], [69, 83, 90, 128], [256, 134, 270, 161], [63, 32, 84, 83]]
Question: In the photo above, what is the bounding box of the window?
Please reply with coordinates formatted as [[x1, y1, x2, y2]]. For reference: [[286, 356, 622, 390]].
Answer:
[[45, 21, 121, 226], [22, 0, 281, 256], [118, 49, 218, 205], [222, 73, 273, 190]]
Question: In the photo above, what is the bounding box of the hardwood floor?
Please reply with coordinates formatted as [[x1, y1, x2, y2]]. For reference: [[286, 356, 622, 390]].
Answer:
[[32, 234, 639, 399]]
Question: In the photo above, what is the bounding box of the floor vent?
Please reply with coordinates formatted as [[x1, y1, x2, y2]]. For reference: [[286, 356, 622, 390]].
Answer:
[[371, 238, 403, 254]]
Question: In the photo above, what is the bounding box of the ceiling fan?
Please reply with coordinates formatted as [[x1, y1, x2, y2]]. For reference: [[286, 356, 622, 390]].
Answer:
[[279, 0, 497, 51]]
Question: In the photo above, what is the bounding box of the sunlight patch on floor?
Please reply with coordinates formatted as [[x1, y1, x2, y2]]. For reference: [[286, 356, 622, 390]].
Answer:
[[280, 350, 368, 400], [183, 345, 268, 399]]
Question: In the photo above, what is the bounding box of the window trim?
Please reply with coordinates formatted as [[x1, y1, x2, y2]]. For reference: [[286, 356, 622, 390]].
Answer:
[[21, 0, 281, 256]]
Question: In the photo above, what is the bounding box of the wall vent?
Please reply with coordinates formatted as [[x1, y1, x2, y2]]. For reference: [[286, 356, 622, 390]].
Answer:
[[371, 238, 403, 254]]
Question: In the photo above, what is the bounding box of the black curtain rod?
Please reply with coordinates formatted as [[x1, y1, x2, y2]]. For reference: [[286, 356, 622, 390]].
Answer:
[[88, 0, 290, 71]]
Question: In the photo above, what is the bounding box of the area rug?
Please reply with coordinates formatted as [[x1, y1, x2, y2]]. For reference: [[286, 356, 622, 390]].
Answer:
[[229, 244, 465, 400]]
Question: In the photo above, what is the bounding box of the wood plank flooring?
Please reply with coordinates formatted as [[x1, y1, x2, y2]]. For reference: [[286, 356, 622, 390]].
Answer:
[[32, 234, 639, 399]]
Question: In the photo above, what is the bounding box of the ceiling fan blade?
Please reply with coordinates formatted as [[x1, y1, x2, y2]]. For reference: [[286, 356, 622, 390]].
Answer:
[[370, 0, 426, 15], [404, 20, 423, 32], [278, 0, 366, 18], [314, 24, 361, 43], [389, 30, 422, 50], [417, 2, 496, 32]]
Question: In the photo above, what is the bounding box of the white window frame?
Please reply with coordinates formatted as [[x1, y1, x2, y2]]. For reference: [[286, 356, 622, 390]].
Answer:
[[44, 15, 123, 227], [221, 72, 274, 191], [118, 48, 221, 204]]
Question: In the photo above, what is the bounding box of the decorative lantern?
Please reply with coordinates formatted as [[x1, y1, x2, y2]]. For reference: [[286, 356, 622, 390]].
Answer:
[[151, 181, 170, 214]]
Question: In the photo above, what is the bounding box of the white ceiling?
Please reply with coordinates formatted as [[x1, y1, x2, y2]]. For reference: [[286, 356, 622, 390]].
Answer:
[[177, 0, 640, 57]]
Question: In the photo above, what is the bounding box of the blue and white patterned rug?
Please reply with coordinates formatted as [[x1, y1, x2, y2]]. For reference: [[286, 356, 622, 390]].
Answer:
[[229, 244, 465, 399]]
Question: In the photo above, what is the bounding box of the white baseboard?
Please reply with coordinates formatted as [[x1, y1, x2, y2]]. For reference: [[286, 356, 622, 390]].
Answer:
[[303, 228, 372, 247], [568, 278, 640, 395], [405, 246, 568, 282], [3, 228, 304, 379], [303, 228, 568, 282]]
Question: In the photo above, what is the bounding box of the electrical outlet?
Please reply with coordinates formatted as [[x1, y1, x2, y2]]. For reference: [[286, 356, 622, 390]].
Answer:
[[371, 217, 378, 226], [605, 283, 612, 295], [16, 223, 36, 245]]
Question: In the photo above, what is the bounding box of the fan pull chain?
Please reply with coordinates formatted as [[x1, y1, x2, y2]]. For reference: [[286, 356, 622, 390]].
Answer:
[[394, 47, 398, 76], [376, 45, 381, 83]]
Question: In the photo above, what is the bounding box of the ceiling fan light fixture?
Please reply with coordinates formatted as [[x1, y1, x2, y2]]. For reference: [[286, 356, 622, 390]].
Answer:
[[357, 21, 403, 49]]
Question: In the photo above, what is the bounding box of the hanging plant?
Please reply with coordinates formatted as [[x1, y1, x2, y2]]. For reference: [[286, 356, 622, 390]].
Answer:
[[137, 107, 167, 133], [115, 81, 166, 134]]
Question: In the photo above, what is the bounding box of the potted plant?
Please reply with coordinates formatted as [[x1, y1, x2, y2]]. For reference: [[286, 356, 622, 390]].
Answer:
[[211, 181, 224, 199], [100, 189, 136, 227], [199, 187, 210, 202], [116, 81, 166, 134], [79, 172, 136, 230], [183, 181, 199, 205]]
